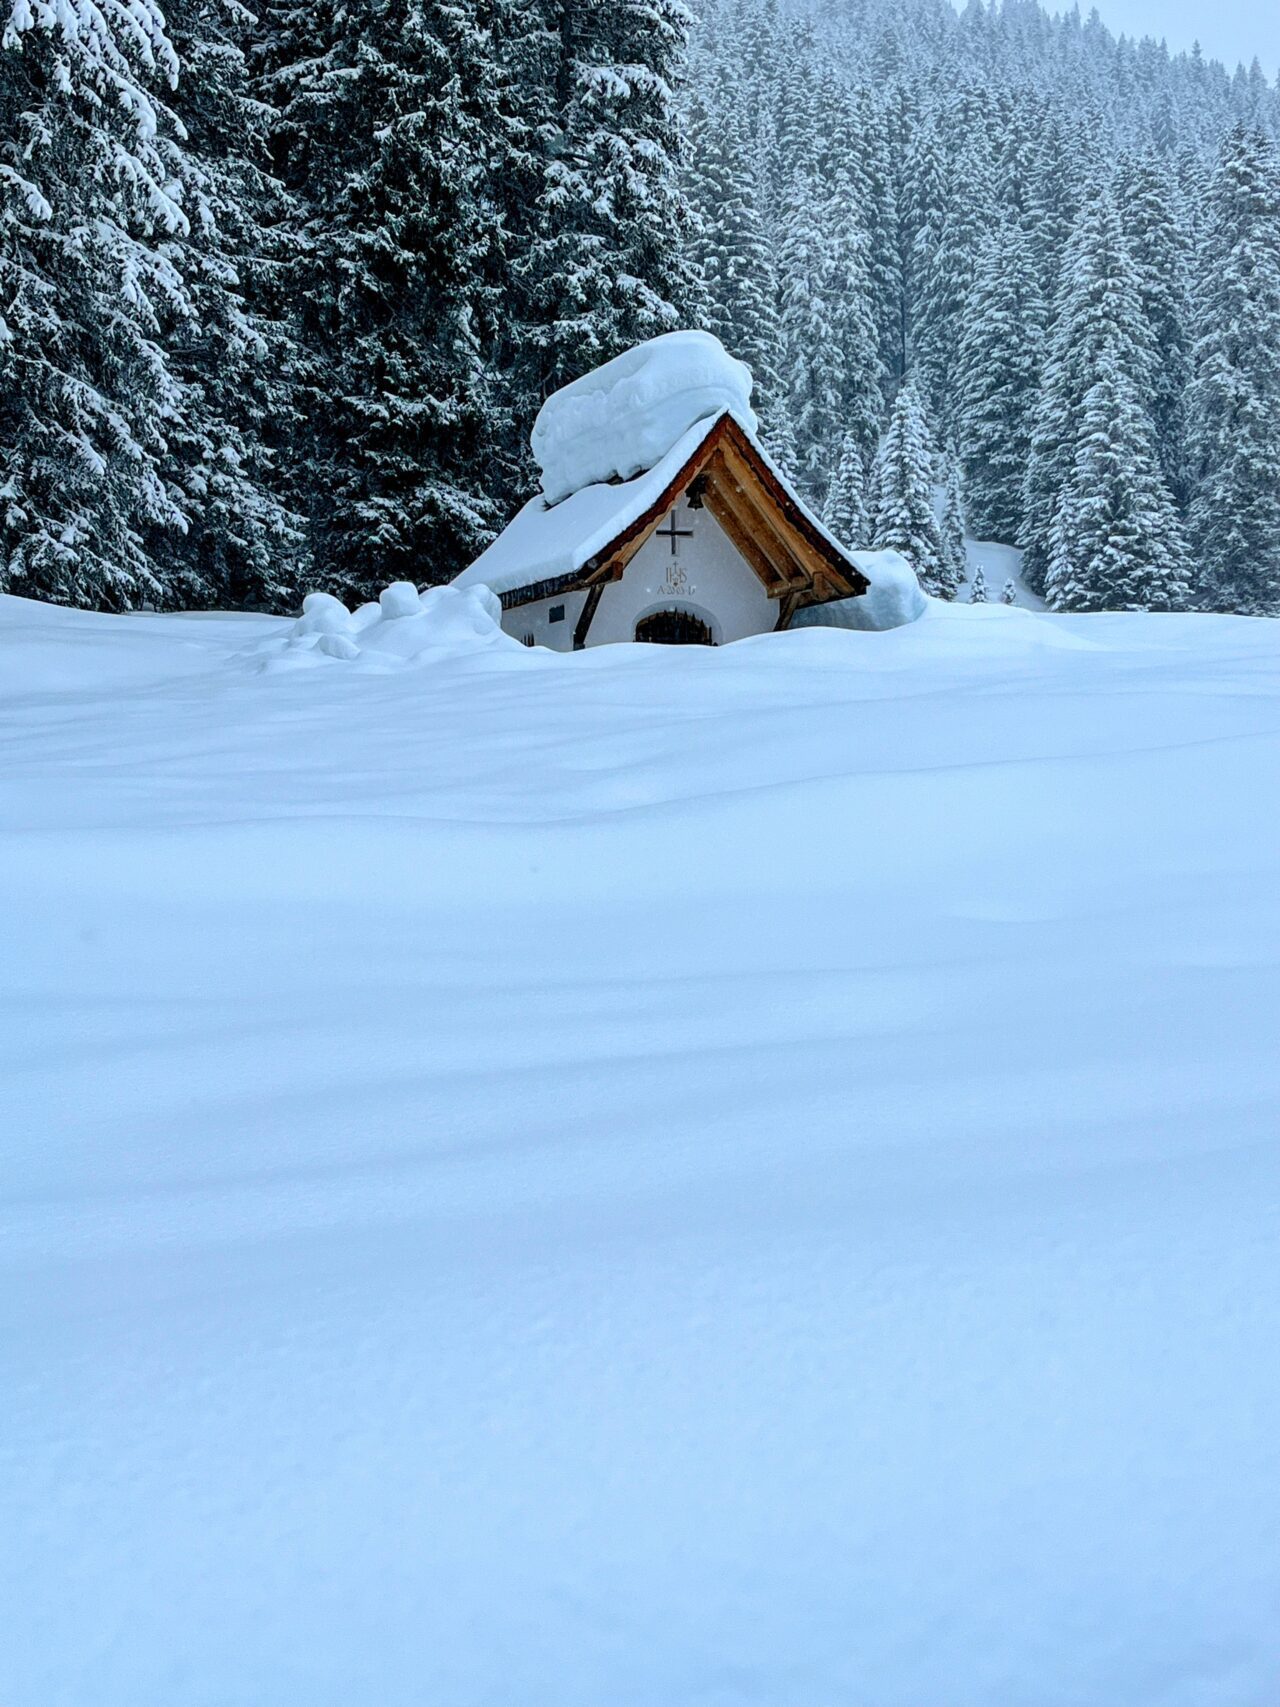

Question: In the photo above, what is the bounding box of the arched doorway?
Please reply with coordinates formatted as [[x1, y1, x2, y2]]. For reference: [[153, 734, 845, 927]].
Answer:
[[634, 608, 715, 646]]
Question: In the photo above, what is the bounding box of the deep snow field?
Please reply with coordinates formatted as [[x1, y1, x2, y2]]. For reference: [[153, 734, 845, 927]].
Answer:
[[3, 590, 1280, 1707]]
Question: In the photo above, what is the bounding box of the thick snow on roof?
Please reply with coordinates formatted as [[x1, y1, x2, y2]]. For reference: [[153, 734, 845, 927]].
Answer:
[[455, 414, 721, 597], [532, 330, 757, 505]]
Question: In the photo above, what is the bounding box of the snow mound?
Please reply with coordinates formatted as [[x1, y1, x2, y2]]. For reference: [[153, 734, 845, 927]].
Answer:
[[792, 550, 927, 632], [532, 330, 757, 507], [251, 583, 521, 671]]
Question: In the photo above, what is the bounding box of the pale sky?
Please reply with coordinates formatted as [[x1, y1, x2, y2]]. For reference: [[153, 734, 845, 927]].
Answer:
[[1073, 0, 1278, 72]]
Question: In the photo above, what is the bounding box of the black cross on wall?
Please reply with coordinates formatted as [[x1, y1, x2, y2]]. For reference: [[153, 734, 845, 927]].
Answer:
[[656, 510, 694, 556]]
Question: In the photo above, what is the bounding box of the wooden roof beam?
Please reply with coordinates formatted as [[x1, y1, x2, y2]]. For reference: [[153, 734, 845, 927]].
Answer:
[[717, 440, 838, 592], [703, 454, 802, 592], [702, 488, 790, 595], [717, 419, 867, 596]]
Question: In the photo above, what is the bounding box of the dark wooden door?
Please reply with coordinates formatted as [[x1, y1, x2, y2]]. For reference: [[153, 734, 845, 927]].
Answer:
[[634, 609, 715, 646]]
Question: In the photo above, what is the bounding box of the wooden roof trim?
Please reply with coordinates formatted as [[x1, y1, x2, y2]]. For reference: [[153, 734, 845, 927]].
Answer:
[[499, 569, 590, 612], [702, 485, 791, 595], [706, 447, 829, 598], [723, 418, 873, 594]]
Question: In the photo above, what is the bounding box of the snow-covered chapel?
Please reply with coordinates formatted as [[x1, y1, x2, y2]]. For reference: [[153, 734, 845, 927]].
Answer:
[[454, 333, 889, 649]]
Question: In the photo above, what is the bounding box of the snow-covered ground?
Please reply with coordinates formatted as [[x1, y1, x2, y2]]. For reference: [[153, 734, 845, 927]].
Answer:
[[3, 591, 1280, 1707]]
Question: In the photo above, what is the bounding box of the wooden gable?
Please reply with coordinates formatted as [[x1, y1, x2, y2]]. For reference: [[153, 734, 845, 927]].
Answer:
[[499, 414, 869, 648]]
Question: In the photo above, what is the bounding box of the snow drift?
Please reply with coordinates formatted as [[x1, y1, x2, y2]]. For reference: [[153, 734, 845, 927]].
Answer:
[[249, 581, 519, 670], [532, 330, 757, 506]]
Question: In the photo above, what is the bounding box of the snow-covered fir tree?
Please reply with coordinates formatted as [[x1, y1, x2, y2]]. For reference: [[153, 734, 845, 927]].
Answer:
[[1021, 187, 1179, 601], [0, 1, 169, 606], [823, 428, 870, 550], [1000, 578, 1018, 605], [686, 71, 785, 439], [913, 124, 995, 427], [525, 0, 701, 402], [870, 377, 949, 596], [1117, 150, 1193, 507], [1046, 359, 1192, 611], [825, 170, 888, 469], [969, 565, 987, 603], [161, 0, 303, 608], [938, 446, 967, 598], [256, 0, 514, 595], [318, 0, 506, 595], [777, 168, 845, 497], [954, 223, 1043, 542], [1186, 126, 1280, 615]]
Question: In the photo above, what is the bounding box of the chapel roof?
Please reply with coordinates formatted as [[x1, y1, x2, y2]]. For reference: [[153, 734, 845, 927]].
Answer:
[[453, 408, 871, 611]]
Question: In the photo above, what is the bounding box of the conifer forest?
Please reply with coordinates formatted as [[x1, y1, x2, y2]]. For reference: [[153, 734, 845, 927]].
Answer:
[[2, 0, 1279, 616]]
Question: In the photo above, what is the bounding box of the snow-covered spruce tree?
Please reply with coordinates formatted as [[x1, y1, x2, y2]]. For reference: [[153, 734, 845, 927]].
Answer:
[[1025, 110, 1084, 303], [954, 222, 1043, 542], [1186, 126, 1280, 615], [685, 68, 786, 440], [1117, 150, 1193, 508], [968, 565, 987, 603], [251, 0, 361, 584], [913, 125, 995, 430], [823, 428, 870, 551], [259, 0, 508, 597], [938, 446, 967, 598], [0, 0, 298, 610], [1046, 359, 1191, 611], [525, 0, 701, 404], [701, 0, 785, 220], [850, 85, 905, 384], [902, 114, 948, 341], [774, 152, 885, 502], [1021, 187, 1169, 598], [0, 0, 189, 606], [825, 167, 888, 472], [772, 23, 822, 191], [159, 0, 304, 608], [992, 98, 1040, 230], [483, 0, 582, 506], [870, 376, 948, 596], [1000, 578, 1017, 604], [778, 169, 842, 502]]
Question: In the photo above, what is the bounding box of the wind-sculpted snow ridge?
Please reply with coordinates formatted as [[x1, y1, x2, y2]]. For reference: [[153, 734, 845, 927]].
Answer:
[[246, 581, 525, 671], [532, 329, 758, 505], [3, 591, 1280, 1707]]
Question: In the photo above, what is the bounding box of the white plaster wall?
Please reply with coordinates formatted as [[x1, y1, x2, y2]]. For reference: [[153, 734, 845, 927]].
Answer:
[[497, 495, 778, 650], [590, 496, 776, 646], [501, 587, 590, 652]]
